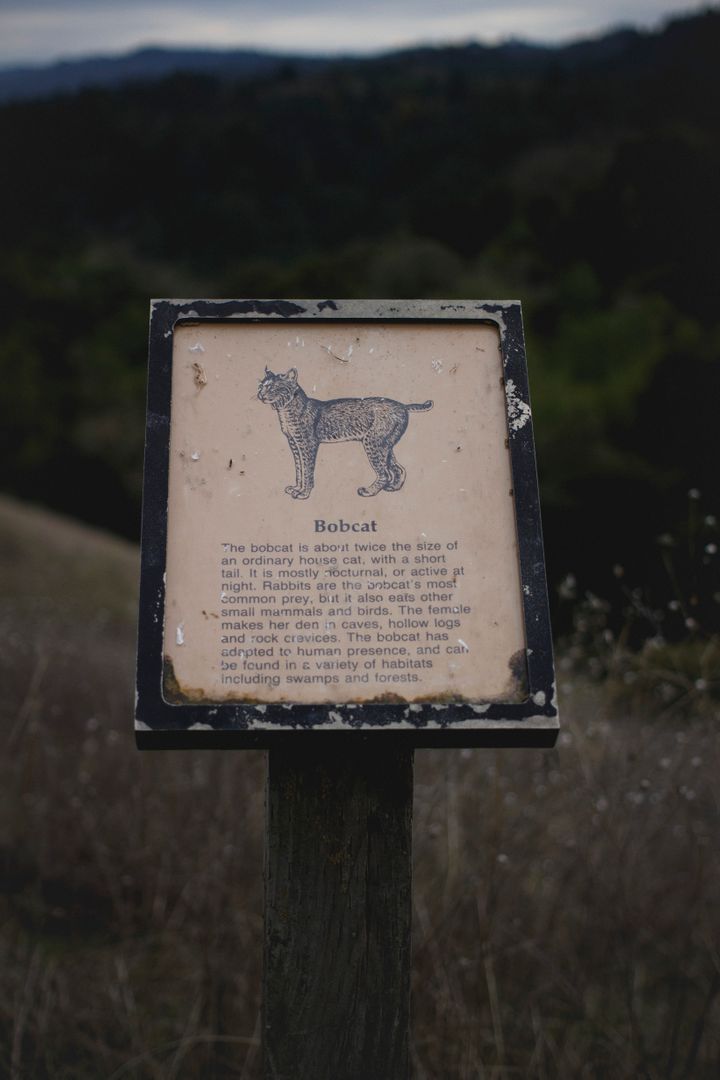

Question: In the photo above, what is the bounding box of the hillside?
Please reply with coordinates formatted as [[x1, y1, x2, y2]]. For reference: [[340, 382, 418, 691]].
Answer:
[[0, 493, 138, 622], [0, 492, 138, 760]]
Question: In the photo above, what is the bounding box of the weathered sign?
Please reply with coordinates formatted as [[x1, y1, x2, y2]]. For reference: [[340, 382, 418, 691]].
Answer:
[[136, 300, 557, 746]]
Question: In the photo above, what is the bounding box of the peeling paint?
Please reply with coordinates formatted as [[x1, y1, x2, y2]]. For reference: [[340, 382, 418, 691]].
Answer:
[[505, 378, 532, 433], [176, 623, 185, 646]]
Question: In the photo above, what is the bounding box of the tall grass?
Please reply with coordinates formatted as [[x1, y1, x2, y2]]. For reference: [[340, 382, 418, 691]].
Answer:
[[1, 496, 718, 1077], [413, 695, 719, 1077]]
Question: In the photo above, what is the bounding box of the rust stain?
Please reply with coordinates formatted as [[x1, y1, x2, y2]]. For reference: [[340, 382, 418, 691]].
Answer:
[[163, 658, 530, 710], [506, 648, 529, 702], [191, 361, 207, 388], [163, 657, 211, 704], [163, 656, 275, 706]]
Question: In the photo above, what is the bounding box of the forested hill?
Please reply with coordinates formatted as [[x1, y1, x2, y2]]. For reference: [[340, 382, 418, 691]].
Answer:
[[0, 7, 718, 607]]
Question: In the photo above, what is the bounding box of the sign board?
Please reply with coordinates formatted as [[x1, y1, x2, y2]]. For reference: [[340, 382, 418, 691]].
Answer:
[[136, 300, 557, 747]]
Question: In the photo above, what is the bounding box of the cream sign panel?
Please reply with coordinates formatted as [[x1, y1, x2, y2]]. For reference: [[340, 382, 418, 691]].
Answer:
[[163, 320, 526, 706]]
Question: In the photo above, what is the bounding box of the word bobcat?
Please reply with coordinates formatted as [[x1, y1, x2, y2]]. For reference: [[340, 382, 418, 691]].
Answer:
[[314, 519, 378, 532], [257, 367, 433, 499]]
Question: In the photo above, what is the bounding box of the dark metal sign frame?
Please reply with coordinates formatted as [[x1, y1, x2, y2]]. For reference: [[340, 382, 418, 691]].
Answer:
[[136, 299, 558, 748]]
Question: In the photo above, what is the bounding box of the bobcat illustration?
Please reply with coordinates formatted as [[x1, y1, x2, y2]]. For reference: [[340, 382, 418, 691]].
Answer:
[[257, 367, 433, 498]]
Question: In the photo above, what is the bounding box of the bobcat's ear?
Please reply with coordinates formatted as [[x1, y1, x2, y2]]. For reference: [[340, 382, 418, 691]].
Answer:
[[286, 368, 298, 382], [264, 366, 273, 376]]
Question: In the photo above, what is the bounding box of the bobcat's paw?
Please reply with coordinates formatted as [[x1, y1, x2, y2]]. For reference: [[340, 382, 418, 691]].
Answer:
[[384, 477, 405, 491], [285, 485, 300, 496], [292, 488, 312, 500], [358, 485, 380, 497]]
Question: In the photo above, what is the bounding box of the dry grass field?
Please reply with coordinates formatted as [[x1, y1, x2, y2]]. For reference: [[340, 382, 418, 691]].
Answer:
[[1, 495, 718, 1078]]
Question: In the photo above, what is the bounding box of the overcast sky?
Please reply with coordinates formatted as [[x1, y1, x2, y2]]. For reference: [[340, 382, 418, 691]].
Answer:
[[0, 0, 711, 67]]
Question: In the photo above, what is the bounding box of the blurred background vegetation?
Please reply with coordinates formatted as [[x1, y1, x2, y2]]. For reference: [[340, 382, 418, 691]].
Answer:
[[1, 7, 719, 1077], [0, 7, 718, 623]]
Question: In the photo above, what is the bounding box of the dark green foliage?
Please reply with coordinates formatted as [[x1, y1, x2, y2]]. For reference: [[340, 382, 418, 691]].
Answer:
[[0, 9, 718, 610]]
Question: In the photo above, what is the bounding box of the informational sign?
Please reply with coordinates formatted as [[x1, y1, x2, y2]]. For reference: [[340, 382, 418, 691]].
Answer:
[[136, 300, 557, 746]]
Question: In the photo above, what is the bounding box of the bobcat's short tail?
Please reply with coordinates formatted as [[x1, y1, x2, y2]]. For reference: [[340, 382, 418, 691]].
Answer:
[[407, 400, 434, 411]]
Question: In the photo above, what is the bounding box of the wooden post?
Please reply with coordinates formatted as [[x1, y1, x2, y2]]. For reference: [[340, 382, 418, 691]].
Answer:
[[264, 741, 413, 1080]]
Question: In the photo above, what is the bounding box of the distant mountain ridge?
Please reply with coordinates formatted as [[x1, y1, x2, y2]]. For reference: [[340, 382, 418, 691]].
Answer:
[[0, 13, 699, 104], [0, 45, 332, 103]]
